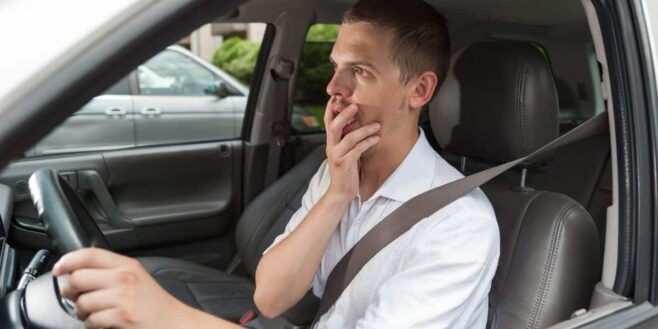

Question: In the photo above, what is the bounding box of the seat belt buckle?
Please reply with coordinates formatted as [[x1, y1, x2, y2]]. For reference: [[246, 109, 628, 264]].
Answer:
[[239, 310, 258, 325]]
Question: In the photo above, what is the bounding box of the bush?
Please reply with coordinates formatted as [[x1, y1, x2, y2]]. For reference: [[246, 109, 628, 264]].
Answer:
[[306, 24, 338, 42], [212, 37, 261, 84]]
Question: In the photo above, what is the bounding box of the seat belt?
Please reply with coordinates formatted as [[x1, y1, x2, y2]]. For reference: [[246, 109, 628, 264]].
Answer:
[[309, 112, 609, 327], [264, 58, 294, 186]]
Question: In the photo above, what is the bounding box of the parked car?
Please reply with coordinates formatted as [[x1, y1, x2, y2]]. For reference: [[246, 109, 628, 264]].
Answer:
[[26, 45, 319, 156]]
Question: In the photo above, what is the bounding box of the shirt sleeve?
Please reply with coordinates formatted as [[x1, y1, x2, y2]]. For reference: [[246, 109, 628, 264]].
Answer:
[[262, 160, 329, 255], [354, 210, 500, 329]]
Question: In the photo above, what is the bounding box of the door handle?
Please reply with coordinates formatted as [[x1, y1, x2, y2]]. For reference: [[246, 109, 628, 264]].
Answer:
[[104, 107, 127, 117], [78, 170, 134, 229], [140, 107, 161, 116]]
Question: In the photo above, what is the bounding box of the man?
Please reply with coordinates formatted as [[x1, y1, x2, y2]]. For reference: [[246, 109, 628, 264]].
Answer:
[[53, 0, 500, 328]]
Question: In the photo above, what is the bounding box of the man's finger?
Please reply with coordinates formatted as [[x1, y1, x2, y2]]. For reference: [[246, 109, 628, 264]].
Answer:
[[345, 135, 380, 161], [60, 268, 139, 300], [326, 103, 358, 146], [53, 248, 129, 276], [332, 123, 380, 157], [83, 307, 129, 329], [75, 287, 132, 320], [323, 99, 335, 134]]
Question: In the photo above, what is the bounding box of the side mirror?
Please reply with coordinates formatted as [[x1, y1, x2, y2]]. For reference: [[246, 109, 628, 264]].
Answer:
[[216, 81, 231, 98], [205, 81, 231, 98]]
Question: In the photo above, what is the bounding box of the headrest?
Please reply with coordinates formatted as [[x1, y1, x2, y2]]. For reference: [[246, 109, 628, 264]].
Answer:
[[430, 41, 559, 163]]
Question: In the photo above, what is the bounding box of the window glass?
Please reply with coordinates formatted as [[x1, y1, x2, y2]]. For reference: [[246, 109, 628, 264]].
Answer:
[[137, 50, 218, 96], [28, 22, 267, 157], [291, 24, 338, 133]]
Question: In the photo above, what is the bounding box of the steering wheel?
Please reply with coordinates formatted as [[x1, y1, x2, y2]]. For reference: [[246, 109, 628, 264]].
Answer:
[[28, 168, 110, 253], [0, 168, 111, 328]]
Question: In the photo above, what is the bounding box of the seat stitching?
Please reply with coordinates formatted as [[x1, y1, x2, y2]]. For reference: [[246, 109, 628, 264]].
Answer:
[[519, 61, 528, 155], [516, 56, 528, 156], [527, 202, 577, 328], [497, 191, 545, 300], [184, 282, 203, 309]]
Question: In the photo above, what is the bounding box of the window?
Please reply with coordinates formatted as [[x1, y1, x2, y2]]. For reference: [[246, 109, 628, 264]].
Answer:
[[27, 23, 267, 157], [137, 49, 218, 96], [291, 24, 338, 133]]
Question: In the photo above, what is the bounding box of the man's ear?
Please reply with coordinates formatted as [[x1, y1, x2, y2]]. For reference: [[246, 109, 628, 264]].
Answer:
[[409, 71, 438, 110]]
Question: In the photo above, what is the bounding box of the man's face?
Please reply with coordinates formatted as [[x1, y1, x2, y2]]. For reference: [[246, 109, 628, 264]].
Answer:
[[327, 22, 413, 147]]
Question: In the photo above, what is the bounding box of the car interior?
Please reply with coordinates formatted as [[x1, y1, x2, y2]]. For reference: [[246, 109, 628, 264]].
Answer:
[[0, 0, 649, 328]]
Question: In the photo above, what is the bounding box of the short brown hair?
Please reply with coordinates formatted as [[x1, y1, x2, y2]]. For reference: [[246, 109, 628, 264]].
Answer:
[[343, 0, 450, 96]]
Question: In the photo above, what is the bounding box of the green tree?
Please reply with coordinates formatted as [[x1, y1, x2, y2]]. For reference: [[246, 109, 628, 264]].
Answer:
[[306, 24, 338, 41], [296, 24, 338, 104]]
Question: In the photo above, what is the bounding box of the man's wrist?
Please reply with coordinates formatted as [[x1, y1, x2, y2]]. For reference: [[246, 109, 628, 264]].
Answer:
[[322, 189, 353, 210]]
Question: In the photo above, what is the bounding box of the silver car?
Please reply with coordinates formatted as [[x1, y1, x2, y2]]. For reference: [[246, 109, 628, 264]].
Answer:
[[27, 45, 318, 156]]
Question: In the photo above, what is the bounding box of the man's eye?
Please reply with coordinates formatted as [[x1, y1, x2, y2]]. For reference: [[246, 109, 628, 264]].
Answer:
[[353, 66, 370, 77]]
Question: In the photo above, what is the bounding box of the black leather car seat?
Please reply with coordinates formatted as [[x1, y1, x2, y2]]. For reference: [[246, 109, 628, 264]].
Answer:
[[430, 41, 601, 328], [139, 146, 326, 321]]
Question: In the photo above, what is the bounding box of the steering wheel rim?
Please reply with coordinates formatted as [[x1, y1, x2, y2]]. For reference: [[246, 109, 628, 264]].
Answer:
[[28, 168, 109, 253]]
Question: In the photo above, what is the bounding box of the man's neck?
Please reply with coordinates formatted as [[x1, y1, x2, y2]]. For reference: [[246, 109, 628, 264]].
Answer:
[[358, 125, 420, 201]]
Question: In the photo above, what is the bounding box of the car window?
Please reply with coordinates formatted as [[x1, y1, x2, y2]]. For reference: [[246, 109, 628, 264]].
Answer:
[[137, 50, 218, 96], [291, 24, 338, 134], [27, 23, 267, 157]]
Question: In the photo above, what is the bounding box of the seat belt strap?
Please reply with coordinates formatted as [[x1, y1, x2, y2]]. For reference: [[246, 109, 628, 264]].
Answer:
[[311, 112, 609, 326], [265, 59, 294, 186]]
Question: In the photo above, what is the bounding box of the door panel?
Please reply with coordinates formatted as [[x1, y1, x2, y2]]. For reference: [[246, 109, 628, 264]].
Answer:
[[1, 141, 242, 268], [102, 141, 240, 239]]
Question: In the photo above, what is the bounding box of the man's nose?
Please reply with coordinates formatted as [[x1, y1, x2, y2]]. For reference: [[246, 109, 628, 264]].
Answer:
[[326, 69, 353, 98]]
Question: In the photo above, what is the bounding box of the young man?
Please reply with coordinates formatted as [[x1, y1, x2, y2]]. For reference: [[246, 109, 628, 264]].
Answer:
[[53, 0, 499, 328]]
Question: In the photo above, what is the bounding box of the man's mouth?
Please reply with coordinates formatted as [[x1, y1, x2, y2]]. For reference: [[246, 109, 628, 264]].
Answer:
[[342, 118, 357, 137]]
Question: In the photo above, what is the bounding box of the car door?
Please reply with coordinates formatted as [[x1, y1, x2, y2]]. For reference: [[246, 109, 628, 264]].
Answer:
[[132, 47, 242, 147], [2, 25, 269, 270]]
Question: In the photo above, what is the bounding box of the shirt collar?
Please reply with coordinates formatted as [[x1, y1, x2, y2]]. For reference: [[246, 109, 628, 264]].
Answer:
[[372, 129, 437, 203]]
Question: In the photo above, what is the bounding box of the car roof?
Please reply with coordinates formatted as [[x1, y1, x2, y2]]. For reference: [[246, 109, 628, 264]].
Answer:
[[228, 0, 586, 27]]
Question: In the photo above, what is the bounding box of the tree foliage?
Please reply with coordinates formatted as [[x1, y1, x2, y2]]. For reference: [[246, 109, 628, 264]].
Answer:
[[212, 24, 337, 119], [212, 36, 261, 84]]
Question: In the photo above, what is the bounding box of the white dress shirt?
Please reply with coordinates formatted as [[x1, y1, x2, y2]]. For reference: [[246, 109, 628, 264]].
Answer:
[[265, 130, 500, 328]]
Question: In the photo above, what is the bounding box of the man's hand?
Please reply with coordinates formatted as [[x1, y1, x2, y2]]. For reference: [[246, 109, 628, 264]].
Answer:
[[53, 248, 191, 329], [324, 100, 380, 201]]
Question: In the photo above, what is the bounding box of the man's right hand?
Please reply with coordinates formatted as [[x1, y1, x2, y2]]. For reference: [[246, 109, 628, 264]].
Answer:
[[324, 99, 381, 202], [253, 99, 380, 318]]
